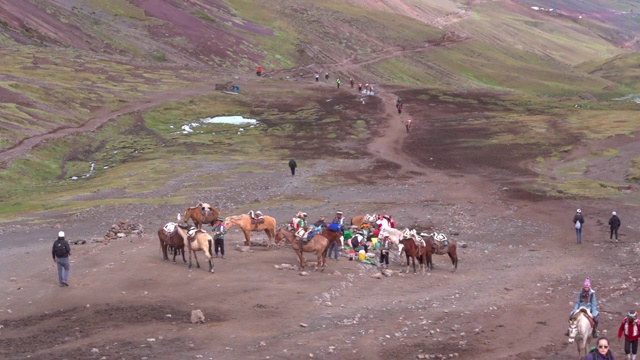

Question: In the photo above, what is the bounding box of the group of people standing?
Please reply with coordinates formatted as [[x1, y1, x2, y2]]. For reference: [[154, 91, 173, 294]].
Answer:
[[572, 209, 622, 244]]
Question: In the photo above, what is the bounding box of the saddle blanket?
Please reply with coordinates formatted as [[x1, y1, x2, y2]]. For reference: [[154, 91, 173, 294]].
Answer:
[[163, 222, 177, 234], [251, 217, 265, 225]]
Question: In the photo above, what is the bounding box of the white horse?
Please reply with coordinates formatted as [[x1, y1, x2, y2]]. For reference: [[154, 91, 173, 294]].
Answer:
[[567, 307, 593, 359]]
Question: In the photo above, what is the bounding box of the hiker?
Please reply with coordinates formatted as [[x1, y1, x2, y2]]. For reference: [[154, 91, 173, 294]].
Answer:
[[609, 211, 621, 241], [573, 209, 585, 244], [397, 103, 403, 114], [336, 78, 341, 89], [52, 231, 71, 287], [325, 72, 329, 81], [406, 118, 413, 133], [256, 66, 263, 76], [358, 83, 362, 92], [569, 278, 600, 338], [586, 337, 615, 360], [618, 310, 640, 360], [212, 217, 227, 259], [288, 158, 297, 176], [350, 78, 354, 89], [315, 73, 319, 82], [379, 233, 392, 269]]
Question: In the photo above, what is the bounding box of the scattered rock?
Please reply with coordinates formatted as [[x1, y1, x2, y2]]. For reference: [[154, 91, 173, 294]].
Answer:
[[299, 323, 308, 327], [191, 309, 205, 324], [460, 242, 468, 248], [371, 273, 383, 279], [91, 348, 99, 354], [235, 245, 251, 252], [104, 221, 144, 241], [300, 271, 309, 276]]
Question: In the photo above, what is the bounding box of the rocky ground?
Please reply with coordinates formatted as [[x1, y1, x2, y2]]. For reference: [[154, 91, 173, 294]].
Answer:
[[1, 78, 640, 360]]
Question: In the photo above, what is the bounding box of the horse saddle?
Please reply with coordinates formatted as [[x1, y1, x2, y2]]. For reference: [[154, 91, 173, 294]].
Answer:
[[251, 217, 265, 225], [573, 307, 596, 328], [163, 222, 177, 236], [187, 228, 205, 241], [433, 240, 450, 254]]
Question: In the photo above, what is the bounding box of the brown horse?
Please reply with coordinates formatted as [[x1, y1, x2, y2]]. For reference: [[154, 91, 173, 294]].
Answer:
[[157, 222, 187, 263], [398, 238, 429, 274], [224, 214, 276, 249], [420, 232, 458, 272], [181, 202, 220, 229], [183, 228, 215, 273], [274, 227, 328, 271], [320, 228, 343, 248], [350, 214, 376, 228]]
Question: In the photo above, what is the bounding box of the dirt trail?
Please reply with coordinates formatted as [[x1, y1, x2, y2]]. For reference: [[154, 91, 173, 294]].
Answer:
[[0, 84, 217, 165]]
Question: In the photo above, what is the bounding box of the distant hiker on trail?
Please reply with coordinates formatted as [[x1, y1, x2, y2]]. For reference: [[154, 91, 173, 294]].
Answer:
[[406, 118, 412, 133], [573, 209, 585, 244], [396, 97, 402, 106], [350, 78, 354, 89], [397, 103, 403, 114], [609, 211, 621, 241], [315, 73, 319, 82], [325, 72, 329, 81], [52, 231, 71, 287], [336, 78, 341, 89], [289, 158, 297, 176], [256, 66, 263, 76], [358, 83, 362, 92]]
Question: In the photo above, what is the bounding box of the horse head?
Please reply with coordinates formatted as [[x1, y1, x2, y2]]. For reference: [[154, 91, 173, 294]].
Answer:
[[567, 320, 578, 343], [274, 227, 287, 245], [223, 216, 234, 230]]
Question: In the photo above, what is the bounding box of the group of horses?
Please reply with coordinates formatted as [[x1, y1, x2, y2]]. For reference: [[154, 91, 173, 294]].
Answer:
[[157, 204, 458, 274]]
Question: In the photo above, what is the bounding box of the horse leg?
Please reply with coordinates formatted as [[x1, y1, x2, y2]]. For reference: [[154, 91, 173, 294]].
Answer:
[[263, 229, 271, 249], [405, 253, 410, 273], [172, 247, 177, 263], [188, 247, 193, 268], [297, 251, 305, 270], [161, 240, 169, 261], [243, 229, 251, 247], [448, 251, 457, 272], [207, 239, 215, 273], [193, 249, 200, 268], [412, 255, 416, 274]]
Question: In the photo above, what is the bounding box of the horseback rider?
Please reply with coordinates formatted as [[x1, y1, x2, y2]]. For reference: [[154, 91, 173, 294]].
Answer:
[[568, 278, 599, 338], [313, 216, 327, 229]]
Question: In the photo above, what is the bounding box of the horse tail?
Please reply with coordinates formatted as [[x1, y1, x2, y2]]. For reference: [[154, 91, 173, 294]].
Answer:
[[208, 238, 213, 259]]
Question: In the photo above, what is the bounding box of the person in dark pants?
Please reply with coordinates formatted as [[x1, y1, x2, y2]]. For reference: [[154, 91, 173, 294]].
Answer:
[[573, 209, 585, 244], [288, 158, 297, 176], [618, 310, 640, 360], [212, 218, 227, 258], [609, 211, 621, 241], [379, 234, 392, 269], [52, 231, 71, 287]]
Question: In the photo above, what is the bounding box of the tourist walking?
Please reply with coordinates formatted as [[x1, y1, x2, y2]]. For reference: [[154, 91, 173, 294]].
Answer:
[[288, 158, 297, 176], [212, 217, 227, 258], [315, 73, 319, 82], [573, 209, 585, 244], [586, 337, 616, 360], [52, 231, 71, 287], [618, 310, 640, 360], [350, 78, 354, 89], [609, 211, 621, 241], [336, 78, 341, 89]]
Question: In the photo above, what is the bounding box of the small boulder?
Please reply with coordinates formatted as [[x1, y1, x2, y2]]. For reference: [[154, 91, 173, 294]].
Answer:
[[191, 309, 205, 324], [300, 272, 310, 276], [371, 273, 383, 279]]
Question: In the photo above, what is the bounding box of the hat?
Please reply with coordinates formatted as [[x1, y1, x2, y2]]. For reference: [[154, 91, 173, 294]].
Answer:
[[302, 212, 307, 217], [336, 211, 343, 215], [612, 211, 617, 216], [58, 231, 65, 238], [577, 209, 582, 213], [584, 278, 591, 287], [296, 211, 303, 217], [627, 310, 638, 319], [383, 215, 390, 219]]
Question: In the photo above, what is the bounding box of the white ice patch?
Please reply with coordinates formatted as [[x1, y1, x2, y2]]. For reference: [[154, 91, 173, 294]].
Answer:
[[201, 116, 258, 125], [181, 123, 200, 133], [612, 94, 640, 103]]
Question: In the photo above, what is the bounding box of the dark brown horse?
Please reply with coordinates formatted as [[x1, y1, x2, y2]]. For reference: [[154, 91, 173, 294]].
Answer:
[[321, 228, 343, 249], [157, 223, 187, 263], [398, 238, 429, 274], [421, 232, 458, 272], [181, 202, 220, 229], [274, 227, 328, 271]]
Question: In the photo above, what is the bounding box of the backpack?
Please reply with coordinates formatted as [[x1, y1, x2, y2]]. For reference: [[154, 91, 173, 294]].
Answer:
[[575, 220, 581, 230], [54, 240, 68, 257]]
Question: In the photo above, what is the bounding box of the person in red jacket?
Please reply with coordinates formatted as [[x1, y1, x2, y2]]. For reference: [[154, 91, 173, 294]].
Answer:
[[619, 310, 640, 360]]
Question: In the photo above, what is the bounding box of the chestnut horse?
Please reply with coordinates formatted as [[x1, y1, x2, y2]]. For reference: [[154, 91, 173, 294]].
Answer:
[[274, 227, 328, 271], [350, 214, 376, 228], [224, 214, 276, 249], [157, 222, 187, 263], [183, 228, 215, 273], [420, 232, 458, 272], [321, 228, 343, 249], [182, 202, 220, 229], [398, 238, 429, 274]]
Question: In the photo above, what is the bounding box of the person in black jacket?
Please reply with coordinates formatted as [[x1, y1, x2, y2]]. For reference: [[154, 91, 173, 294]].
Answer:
[[573, 209, 585, 244], [52, 231, 71, 287], [288, 158, 297, 176], [609, 211, 621, 241]]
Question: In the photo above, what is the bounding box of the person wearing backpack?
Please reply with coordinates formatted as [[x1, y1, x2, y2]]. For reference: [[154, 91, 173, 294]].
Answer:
[[52, 231, 71, 287], [618, 311, 640, 360], [609, 211, 621, 241], [586, 337, 616, 360], [573, 209, 585, 244]]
